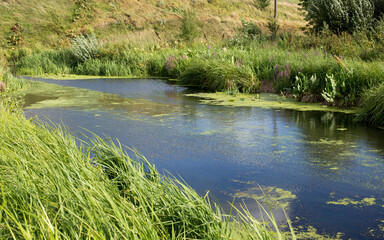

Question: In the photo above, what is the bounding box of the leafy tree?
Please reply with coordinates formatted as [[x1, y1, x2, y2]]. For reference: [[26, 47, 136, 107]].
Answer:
[[300, 0, 374, 33]]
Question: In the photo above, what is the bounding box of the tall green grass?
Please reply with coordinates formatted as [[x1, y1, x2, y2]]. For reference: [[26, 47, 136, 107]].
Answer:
[[180, 59, 259, 93], [0, 100, 294, 239], [355, 82, 384, 127], [11, 41, 384, 108], [1, 72, 30, 93]]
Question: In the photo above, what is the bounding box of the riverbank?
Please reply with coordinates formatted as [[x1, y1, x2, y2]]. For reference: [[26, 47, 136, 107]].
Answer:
[[10, 42, 384, 127]]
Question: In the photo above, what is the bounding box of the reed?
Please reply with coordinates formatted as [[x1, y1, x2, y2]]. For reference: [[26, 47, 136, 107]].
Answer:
[[179, 59, 259, 93], [355, 82, 384, 127]]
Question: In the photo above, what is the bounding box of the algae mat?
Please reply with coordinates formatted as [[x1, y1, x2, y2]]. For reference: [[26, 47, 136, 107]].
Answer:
[[185, 92, 358, 113], [22, 81, 180, 118]]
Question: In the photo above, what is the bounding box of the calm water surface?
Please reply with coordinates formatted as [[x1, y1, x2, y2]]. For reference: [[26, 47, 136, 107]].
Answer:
[[23, 77, 384, 239]]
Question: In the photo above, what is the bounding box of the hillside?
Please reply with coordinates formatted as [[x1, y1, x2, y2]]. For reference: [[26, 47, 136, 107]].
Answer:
[[0, 0, 305, 48]]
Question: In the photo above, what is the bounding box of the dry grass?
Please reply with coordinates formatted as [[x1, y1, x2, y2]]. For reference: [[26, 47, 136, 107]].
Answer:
[[0, 0, 305, 48]]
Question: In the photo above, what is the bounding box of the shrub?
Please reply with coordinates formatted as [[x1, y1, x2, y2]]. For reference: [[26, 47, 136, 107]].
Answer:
[[180, 10, 201, 42], [240, 18, 262, 39], [267, 17, 280, 39], [7, 23, 24, 46], [255, 0, 271, 10], [300, 0, 374, 33], [70, 33, 99, 62]]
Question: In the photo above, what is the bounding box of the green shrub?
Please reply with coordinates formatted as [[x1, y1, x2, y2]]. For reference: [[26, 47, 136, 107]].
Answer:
[[300, 0, 374, 33], [267, 17, 280, 39], [355, 82, 384, 127], [71, 33, 99, 62], [180, 10, 201, 42], [240, 18, 262, 39], [255, 0, 271, 10]]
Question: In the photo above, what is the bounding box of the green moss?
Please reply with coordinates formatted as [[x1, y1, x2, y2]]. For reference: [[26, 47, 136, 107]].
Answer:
[[185, 92, 357, 113]]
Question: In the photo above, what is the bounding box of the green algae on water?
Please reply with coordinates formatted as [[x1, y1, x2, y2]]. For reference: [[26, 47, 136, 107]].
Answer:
[[327, 197, 376, 207], [292, 226, 344, 240], [22, 82, 179, 117], [185, 92, 358, 113], [27, 75, 167, 80], [233, 183, 297, 209]]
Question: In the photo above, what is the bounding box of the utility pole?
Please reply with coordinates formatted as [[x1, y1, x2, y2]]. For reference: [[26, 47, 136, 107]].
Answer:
[[274, 0, 277, 19]]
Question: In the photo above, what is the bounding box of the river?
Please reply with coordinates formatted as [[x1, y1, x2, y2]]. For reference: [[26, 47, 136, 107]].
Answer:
[[23, 77, 384, 239]]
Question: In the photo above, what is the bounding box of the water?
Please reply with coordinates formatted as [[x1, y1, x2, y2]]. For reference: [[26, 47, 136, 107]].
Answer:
[[23, 77, 384, 239]]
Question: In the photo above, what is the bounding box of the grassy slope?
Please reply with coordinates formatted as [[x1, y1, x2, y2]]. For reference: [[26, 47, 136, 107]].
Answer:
[[0, 0, 304, 48]]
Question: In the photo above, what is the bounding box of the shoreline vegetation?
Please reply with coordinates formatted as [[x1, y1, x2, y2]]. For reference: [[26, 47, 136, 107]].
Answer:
[[10, 40, 384, 127]]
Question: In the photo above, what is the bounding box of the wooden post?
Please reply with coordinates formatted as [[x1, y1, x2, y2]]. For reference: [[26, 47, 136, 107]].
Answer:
[[274, 0, 277, 19]]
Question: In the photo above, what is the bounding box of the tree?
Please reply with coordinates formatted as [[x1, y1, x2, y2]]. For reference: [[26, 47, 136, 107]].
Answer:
[[300, 0, 374, 33]]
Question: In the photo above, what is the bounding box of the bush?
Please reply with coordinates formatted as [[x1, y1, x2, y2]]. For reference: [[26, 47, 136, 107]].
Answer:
[[300, 0, 374, 33], [70, 33, 99, 62], [240, 18, 262, 39], [180, 10, 201, 42], [267, 17, 280, 39], [255, 0, 271, 10]]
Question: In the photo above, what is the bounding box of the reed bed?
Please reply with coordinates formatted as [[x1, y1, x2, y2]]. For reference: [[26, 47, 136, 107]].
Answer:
[[179, 60, 259, 93], [355, 82, 384, 127]]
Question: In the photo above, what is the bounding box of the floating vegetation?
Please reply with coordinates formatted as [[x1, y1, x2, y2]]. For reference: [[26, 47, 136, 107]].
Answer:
[[327, 197, 376, 207], [27, 75, 132, 80], [292, 226, 344, 240], [232, 182, 297, 210], [185, 92, 357, 113], [22, 82, 182, 119]]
